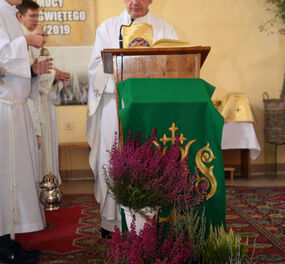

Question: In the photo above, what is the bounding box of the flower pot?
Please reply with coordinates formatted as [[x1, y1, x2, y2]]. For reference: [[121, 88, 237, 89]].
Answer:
[[122, 206, 157, 234]]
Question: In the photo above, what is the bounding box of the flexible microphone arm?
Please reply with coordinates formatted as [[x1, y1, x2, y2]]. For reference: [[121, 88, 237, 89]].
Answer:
[[119, 17, 135, 48]]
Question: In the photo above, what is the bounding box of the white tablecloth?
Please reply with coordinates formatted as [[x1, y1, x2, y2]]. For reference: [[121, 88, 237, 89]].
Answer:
[[221, 122, 261, 160]]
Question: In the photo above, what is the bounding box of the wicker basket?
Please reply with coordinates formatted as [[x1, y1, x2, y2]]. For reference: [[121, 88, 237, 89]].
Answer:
[[263, 92, 285, 144]]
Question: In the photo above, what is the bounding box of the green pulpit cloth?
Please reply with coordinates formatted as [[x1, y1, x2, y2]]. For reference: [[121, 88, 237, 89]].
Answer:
[[118, 78, 225, 231]]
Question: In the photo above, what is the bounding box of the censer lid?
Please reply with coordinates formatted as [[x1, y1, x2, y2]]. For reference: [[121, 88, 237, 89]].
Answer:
[[40, 173, 59, 188]]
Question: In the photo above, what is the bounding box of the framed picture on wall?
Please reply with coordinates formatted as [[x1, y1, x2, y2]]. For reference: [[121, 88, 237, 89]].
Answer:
[[54, 73, 89, 105], [48, 46, 93, 106]]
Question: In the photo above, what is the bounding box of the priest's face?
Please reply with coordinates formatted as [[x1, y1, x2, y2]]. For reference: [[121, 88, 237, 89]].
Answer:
[[6, 0, 22, 5], [18, 8, 39, 31], [124, 0, 153, 18]]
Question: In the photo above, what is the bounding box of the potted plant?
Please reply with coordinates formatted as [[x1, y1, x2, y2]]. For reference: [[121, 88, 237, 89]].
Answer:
[[96, 212, 251, 264], [104, 130, 205, 233], [101, 130, 251, 263], [99, 216, 192, 264]]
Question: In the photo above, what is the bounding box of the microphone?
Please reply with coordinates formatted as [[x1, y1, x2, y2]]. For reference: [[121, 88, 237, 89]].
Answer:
[[119, 17, 135, 49]]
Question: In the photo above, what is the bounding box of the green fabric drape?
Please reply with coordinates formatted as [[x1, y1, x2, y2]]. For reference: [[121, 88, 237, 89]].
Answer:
[[118, 78, 225, 230]]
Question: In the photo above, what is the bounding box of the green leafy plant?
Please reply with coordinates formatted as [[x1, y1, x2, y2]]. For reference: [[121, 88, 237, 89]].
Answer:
[[172, 207, 207, 263], [201, 224, 248, 264], [259, 0, 285, 34]]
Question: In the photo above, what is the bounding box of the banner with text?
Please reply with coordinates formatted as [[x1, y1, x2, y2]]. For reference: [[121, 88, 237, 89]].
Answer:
[[36, 0, 96, 47]]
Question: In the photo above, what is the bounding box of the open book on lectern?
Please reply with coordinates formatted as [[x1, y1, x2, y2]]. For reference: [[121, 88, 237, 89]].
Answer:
[[122, 22, 191, 48], [151, 39, 191, 47]]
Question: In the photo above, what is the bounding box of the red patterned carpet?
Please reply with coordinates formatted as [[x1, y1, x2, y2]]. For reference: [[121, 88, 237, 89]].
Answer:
[[15, 187, 285, 263], [16, 194, 103, 264], [226, 186, 285, 264]]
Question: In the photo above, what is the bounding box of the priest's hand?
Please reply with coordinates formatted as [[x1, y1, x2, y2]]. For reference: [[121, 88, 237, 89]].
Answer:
[[25, 34, 46, 49], [32, 25, 45, 36], [54, 68, 71, 82], [31, 58, 53, 75]]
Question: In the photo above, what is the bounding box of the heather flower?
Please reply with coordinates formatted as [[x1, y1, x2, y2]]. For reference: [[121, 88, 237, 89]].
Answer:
[[104, 129, 206, 213], [106, 216, 193, 264]]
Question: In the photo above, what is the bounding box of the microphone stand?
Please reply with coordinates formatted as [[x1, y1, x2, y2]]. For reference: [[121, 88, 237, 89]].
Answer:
[[119, 18, 134, 82], [119, 17, 134, 49]]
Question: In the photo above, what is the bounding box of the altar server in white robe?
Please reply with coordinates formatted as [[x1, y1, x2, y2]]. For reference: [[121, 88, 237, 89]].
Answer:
[[0, 0, 52, 262], [17, 0, 71, 183], [87, 0, 178, 237]]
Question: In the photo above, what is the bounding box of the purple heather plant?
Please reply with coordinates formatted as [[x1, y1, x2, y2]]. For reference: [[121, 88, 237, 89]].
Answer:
[[106, 216, 193, 264], [104, 129, 206, 213]]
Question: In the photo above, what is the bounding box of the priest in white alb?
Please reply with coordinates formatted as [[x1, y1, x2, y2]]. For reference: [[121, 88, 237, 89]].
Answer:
[[0, 0, 52, 262], [87, 0, 178, 238], [16, 0, 71, 183]]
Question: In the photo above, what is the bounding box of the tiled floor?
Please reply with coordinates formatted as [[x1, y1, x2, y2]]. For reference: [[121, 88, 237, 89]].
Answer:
[[61, 174, 285, 195]]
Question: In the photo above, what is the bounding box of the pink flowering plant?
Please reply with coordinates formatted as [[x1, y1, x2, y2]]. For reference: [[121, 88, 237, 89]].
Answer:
[[104, 130, 206, 213], [99, 130, 250, 264], [105, 215, 193, 264]]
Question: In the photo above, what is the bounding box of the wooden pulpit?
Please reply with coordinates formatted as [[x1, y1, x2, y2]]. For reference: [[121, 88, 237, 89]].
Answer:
[[101, 46, 211, 143], [101, 47, 226, 230]]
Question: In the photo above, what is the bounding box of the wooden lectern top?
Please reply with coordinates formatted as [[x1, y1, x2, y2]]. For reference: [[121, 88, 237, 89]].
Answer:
[[102, 46, 210, 75]]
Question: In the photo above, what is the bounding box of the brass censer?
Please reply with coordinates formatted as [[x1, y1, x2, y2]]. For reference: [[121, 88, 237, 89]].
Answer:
[[39, 173, 62, 211]]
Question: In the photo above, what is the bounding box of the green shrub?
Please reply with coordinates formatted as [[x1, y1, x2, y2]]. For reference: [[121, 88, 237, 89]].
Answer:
[[201, 224, 248, 264]]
